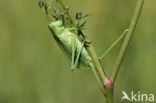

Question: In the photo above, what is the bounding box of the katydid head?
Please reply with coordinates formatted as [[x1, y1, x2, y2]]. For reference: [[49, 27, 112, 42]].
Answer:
[[50, 20, 62, 27]]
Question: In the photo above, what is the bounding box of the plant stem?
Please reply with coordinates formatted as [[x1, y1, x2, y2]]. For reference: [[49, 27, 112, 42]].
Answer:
[[59, 0, 111, 89], [104, 0, 144, 102], [86, 45, 110, 86], [111, 0, 144, 82], [106, 88, 113, 103]]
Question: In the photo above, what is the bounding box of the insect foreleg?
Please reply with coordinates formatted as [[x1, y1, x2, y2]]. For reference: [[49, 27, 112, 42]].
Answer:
[[66, 28, 78, 32], [99, 29, 129, 60]]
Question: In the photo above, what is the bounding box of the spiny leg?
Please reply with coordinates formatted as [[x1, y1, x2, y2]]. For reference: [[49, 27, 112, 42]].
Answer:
[[99, 29, 129, 60], [72, 40, 85, 69], [71, 35, 86, 71], [71, 36, 76, 71]]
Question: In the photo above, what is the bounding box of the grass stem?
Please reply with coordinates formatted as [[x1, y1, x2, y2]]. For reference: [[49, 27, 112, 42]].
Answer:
[[111, 0, 144, 83], [59, 0, 110, 91]]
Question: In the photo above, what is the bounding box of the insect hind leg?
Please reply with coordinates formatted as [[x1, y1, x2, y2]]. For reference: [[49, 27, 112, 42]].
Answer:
[[99, 29, 129, 60], [71, 35, 76, 71], [72, 41, 85, 70], [71, 36, 85, 71]]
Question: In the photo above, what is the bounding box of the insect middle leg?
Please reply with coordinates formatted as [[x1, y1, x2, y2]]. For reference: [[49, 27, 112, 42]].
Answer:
[[71, 36, 85, 71]]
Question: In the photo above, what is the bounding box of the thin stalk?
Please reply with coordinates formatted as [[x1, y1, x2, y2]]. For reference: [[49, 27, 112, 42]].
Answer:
[[105, 0, 144, 103], [59, 0, 111, 89], [86, 45, 111, 87], [111, 0, 144, 82], [106, 88, 113, 103]]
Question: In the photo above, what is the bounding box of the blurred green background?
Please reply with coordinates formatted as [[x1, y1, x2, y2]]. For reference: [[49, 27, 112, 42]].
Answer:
[[0, 0, 156, 103]]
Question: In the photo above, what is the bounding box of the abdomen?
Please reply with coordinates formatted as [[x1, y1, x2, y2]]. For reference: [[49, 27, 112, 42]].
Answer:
[[58, 29, 91, 70]]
